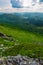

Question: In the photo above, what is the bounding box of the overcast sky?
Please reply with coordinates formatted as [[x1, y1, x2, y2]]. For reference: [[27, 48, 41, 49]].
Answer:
[[0, 0, 43, 12]]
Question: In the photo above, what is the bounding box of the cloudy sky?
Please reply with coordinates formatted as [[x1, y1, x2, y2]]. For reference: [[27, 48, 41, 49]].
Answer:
[[0, 0, 43, 12]]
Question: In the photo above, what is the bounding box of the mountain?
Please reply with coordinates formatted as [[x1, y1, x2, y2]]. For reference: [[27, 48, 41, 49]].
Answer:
[[0, 12, 43, 26], [0, 12, 43, 36], [0, 12, 43, 58]]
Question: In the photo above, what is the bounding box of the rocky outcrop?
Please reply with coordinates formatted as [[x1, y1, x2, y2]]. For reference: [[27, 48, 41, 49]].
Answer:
[[0, 55, 43, 65], [0, 32, 14, 42], [0, 32, 6, 37]]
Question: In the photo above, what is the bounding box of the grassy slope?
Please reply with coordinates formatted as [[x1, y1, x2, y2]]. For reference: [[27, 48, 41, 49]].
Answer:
[[0, 24, 43, 59]]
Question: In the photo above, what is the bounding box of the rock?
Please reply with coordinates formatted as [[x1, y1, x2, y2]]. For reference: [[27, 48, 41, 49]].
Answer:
[[30, 61, 40, 65], [5, 35, 15, 42], [0, 60, 3, 65], [0, 32, 15, 42], [0, 32, 6, 37], [39, 60, 43, 65], [0, 33, 4, 37], [0, 32, 7, 39], [0, 55, 43, 65]]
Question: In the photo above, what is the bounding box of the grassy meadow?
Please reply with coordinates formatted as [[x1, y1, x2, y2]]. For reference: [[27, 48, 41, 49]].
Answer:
[[0, 13, 43, 59], [0, 24, 43, 59]]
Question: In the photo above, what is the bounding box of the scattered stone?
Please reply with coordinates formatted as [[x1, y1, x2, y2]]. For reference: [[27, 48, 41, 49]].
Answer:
[[0, 55, 43, 65]]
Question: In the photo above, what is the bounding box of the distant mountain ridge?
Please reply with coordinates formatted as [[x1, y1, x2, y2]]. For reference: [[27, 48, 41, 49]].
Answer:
[[0, 12, 43, 26], [0, 12, 43, 35]]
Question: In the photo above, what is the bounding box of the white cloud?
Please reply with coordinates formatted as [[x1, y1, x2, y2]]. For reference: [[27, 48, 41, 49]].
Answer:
[[0, 0, 43, 12]]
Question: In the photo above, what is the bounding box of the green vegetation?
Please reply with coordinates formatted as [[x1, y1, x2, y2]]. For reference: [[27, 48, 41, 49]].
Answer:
[[0, 13, 43, 59], [0, 24, 43, 59]]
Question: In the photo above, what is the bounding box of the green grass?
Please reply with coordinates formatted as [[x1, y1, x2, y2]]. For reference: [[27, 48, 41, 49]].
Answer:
[[0, 24, 43, 59], [0, 25, 43, 43]]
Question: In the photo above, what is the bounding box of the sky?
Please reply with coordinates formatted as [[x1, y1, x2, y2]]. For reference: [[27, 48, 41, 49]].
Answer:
[[0, 0, 43, 12]]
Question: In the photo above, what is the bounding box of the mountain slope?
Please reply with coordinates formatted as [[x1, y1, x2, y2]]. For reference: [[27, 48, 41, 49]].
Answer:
[[0, 13, 43, 58], [0, 13, 43, 35]]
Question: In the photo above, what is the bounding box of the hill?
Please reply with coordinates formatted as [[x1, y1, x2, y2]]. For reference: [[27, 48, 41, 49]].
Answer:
[[0, 13, 43, 35], [0, 12, 43, 59]]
